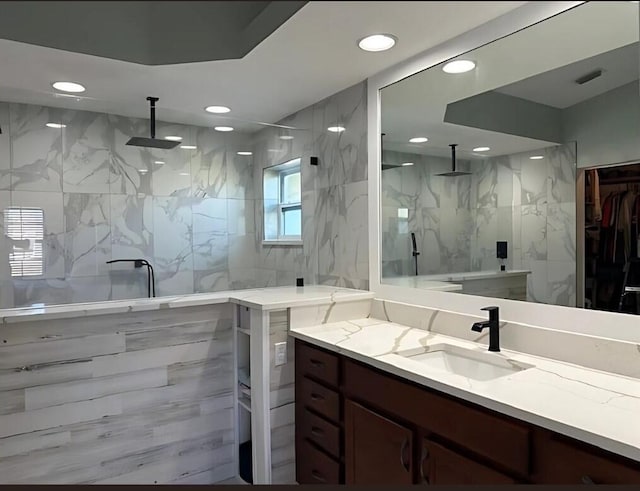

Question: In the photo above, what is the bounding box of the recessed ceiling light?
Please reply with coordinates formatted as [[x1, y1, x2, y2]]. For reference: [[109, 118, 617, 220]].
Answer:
[[214, 126, 234, 132], [139, 169, 148, 174], [45, 122, 66, 129], [409, 137, 428, 143], [473, 146, 490, 152], [530, 155, 544, 160], [204, 105, 231, 114], [164, 135, 182, 141], [358, 34, 397, 52], [279, 135, 294, 140], [179, 172, 190, 176], [327, 126, 345, 133], [52, 81, 85, 93], [442, 60, 476, 74], [180, 145, 197, 150], [154, 160, 165, 165], [402, 162, 414, 166], [237, 151, 253, 156]]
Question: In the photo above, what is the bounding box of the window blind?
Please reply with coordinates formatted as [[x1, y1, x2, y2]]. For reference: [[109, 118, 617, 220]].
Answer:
[[4, 207, 44, 276]]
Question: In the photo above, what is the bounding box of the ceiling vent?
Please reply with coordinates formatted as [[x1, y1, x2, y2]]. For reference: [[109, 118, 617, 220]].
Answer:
[[575, 69, 603, 85]]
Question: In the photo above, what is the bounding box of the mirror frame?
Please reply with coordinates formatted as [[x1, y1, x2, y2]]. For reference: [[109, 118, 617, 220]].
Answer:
[[366, 1, 640, 343]]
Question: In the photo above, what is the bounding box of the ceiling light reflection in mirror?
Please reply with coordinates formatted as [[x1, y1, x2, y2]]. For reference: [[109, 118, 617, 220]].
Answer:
[[379, 1, 639, 312]]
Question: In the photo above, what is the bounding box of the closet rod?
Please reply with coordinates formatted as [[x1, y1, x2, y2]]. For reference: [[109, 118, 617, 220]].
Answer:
[[599, 176, 640, 185]]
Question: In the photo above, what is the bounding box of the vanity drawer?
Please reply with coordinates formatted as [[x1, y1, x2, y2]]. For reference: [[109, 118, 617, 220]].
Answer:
[[297, 439, 341, 484], [300, 376, 340, 422], [299, 407, 341, 458], [533, 433, 640, 484], [344, 358, 531, 477], [296, 340, 339, 388]]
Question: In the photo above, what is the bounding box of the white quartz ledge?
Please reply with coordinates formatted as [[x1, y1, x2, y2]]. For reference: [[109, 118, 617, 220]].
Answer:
[[289, 319, 640, 463], [0, 286, 374, 323], [420, 269, 531, 281]]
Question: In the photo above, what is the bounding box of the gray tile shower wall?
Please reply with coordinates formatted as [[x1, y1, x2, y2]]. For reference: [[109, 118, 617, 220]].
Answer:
[[0, 82, 368, 307], [0, 102, 257, 307], [251, 81, 369, 290], [381, 143, 576, 306]]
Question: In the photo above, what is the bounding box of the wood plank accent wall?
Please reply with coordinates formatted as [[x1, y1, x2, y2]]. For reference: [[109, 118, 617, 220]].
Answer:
[[0, 305, 236, 484]]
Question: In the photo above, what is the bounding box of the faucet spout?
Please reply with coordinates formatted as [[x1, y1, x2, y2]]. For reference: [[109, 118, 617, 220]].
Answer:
[[471, 306, 500, 352]]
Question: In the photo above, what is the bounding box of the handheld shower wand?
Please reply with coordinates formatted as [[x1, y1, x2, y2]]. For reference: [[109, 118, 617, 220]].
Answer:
[[411, 232, 420, 276], [106, 259, 156, 298]]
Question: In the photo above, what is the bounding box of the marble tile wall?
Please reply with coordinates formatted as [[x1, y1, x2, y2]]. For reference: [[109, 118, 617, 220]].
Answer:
[[0, 102, 256, 307], [0, 304, 236, 484], [250, 81, 369, 290], [381, 143, 577, 306]]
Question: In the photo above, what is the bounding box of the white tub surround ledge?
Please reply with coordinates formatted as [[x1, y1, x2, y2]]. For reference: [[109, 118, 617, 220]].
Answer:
[[0, 285, 372, 485], [0, 286, 374, 323], [290, 317, 640, 463]]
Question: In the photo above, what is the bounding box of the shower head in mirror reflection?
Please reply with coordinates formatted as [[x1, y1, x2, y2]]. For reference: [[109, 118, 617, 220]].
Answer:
[[379, 1, 640, 311]]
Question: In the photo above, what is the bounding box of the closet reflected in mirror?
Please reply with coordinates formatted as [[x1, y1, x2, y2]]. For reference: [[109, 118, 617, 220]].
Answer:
[[379, 1, 640, 312]]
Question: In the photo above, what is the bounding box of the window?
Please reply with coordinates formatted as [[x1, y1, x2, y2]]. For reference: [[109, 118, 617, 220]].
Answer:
[[263, 158, 302, 242], [4, 207, 44, 277]]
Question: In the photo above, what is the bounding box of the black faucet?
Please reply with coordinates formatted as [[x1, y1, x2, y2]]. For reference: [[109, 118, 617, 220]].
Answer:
[[471, 306, 500, 352], [106, 259, 156, 298]]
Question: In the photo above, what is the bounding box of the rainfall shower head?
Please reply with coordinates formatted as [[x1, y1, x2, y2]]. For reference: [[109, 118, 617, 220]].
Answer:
[[126, 97, 180, 149], [436, 143, 472, 177]]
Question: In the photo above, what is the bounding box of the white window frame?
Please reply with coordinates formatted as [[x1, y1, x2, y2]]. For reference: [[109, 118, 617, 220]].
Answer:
[[263, 158, 302, 245], [277, 167, 302, 241]]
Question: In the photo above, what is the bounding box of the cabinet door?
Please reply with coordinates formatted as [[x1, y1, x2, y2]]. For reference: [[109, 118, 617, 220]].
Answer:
[[345, 399, 413, 484], [533, 434, 640, 484], [421, 439, 517, 485]]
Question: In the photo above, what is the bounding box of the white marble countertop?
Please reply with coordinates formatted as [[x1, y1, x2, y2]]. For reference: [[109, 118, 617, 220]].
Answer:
[[381, 276, 463, 291], [420, 269, 531, 281], [290, 318, 640, 462], [0, 286, 373, 323]]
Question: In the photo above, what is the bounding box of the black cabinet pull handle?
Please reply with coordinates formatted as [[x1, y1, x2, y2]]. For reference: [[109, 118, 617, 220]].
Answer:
[[311, 470, 326, 482], [400, 438, 410, 472], [420, 446, 430, 484], [310, 359, 324, 368], [310, 393, 324, 401], [581, 476, 596, 485], [311, 426, 324, 437]]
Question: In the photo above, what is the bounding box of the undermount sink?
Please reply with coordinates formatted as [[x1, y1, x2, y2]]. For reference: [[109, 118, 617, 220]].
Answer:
[[394, 343, 534, 381]]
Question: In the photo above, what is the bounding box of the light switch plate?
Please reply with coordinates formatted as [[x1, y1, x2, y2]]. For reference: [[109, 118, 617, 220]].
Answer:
[[275, 342, 287, 366]]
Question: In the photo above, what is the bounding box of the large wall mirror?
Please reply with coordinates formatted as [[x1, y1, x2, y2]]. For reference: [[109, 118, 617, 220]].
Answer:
[[380, 1, 640, 314]]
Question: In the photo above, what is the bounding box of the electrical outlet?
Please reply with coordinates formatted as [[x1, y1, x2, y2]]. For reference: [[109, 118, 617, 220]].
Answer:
[[275, 342, 287, 366]]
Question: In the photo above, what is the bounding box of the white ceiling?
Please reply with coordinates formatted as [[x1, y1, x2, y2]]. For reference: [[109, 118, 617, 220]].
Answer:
[[0, 1, 525, 133], [381, 1, 640, 159]]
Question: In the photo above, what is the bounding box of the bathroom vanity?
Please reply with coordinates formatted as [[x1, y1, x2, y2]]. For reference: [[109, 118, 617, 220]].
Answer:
[[290, 300, 640, 485]]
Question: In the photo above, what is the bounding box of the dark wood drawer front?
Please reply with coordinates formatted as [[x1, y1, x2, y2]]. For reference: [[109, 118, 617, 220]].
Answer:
[[533, 433, 640, 484], [299, 407, 340, 458], [296, 340, 339, 388], [297, 439, 341, 484], [300, 376, 340, 422], [344, 358, 530, 477], [423, 439, 518, 484]]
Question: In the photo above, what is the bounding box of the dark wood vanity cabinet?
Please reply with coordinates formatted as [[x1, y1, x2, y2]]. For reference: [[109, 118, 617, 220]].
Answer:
[[294, 341, 342, 484], [294, 339, 640, 485], [421, 439, 517, 485], [344, 400, 413, 484]]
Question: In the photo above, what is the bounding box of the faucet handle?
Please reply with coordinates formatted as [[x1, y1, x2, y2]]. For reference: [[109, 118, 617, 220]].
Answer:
[[481, 306, 499, 313]]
